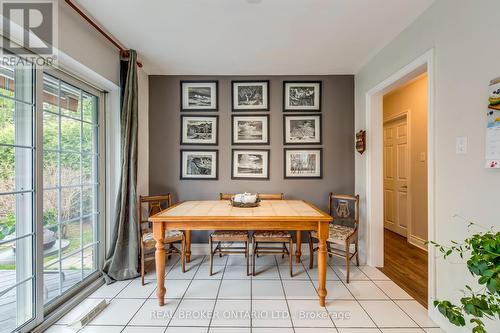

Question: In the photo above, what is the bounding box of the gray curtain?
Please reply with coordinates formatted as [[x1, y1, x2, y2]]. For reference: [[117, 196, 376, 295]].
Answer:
[[102, 50, 139, 283]]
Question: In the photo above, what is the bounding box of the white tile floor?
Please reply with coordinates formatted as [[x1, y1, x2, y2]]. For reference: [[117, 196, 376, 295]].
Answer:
[[46, 255, 444, 333]]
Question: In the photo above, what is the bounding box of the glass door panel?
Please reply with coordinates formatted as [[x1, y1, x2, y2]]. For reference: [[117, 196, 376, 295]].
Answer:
[[0, 60, 35, 333]]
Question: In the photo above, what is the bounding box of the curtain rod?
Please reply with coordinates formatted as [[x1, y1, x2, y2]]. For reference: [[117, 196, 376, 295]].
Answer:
[[64, 0, 143, 68]]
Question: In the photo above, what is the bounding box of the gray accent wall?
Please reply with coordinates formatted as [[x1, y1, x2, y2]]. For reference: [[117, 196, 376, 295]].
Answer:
[[149, 75, 354, 243]]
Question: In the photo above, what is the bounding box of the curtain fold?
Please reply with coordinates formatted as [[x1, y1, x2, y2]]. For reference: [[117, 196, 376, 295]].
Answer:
[[102, 50, 139, 283]]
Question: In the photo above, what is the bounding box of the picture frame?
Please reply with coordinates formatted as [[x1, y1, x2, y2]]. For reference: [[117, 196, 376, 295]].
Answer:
[[180, 80, 218, 111], [283, 114, 322, 145], [180, 149, 218, 180], [231, 114, 270, 145], [231, 149, 270, 180], [232, 80, 270, 111], [283, 81, 322, 111], [180, 115, 218, 145], [284, 148, 323, 179]]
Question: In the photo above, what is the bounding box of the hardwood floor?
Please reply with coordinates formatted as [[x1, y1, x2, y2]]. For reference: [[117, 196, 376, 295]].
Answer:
[[378, 229, 428, 307]]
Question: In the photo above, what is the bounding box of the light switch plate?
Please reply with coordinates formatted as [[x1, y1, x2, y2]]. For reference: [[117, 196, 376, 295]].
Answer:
[[456, 136, 468, 154]]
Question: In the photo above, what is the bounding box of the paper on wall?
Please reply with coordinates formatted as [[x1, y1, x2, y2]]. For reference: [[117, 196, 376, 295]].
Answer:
[[486, 80, 500, 168]]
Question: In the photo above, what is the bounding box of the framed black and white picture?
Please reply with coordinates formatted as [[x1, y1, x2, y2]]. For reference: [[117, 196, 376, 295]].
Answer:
[[232, 115, 270, 145], [180, 80, 218, 111], [181, 115, 218, 145], [284, 148, 322, 179], [283, 114, 322, 144], [180, 149, 218, 180], [231, 149, 270, 180], [283, 81, 321, 111], [232, 80, 269, 111]]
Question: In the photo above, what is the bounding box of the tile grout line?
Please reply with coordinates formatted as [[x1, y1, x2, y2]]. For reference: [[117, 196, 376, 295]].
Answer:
[[164, 255, 205, 330], [275, 255, 296, 333], [361, 269, 425, 330], [321, 258, 383, 331], [249, 251, 253, 332], [71, 255, 435, 332], [206, 253, 228, 331], [301, 256, 340, 331], [120, 255, 183, 333]]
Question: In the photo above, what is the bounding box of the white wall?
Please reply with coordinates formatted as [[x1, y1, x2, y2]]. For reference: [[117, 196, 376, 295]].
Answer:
[[58, 0, 120, 85], [355, 0, 500, 331]]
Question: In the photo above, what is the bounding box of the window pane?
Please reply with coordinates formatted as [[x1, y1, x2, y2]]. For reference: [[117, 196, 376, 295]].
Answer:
[[0, 237, 34, 328], [0, 64, 15, 99], [43, 190, 58, 232], [43, 111, 59, 150], [0, 236, 33, 280], [60, 83, 81, 119], [61, 253, 82, 293], [43, 255, 61, 304], [0, 279, 34, 332], [0, 99, 32, 147], [60, 187, 81, 222], [42, 72, 100, 308], [82, 93, 97, 124], [82, 186, 97, 216], [60, 117, 80, 152], [43, 151, 58, 189], [60, 152, 80, 186], [43, 75, 59, 113], [0, 63, 33, 104], [82, 246, 95, 278], [0, 60, 34, 332], [82, 155, 96, 185], [0, 146, 32, 193], [61, 220, 81, 258], [82, 123, 97, 154], [0, 193, 33, 240]]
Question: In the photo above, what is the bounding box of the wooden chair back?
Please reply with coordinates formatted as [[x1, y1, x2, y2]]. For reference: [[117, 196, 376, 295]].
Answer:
[[258, 193, 284, 200], [138, 194, 172, 236], [328, 193, 360, 229], [219, 193, 285, 200]]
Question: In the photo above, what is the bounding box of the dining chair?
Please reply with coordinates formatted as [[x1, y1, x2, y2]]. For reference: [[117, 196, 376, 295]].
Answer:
[[252, 193, 294, 277], [138, 194, 185, 285], [308, 193, 360, 283], [208, 193, 250, 276]]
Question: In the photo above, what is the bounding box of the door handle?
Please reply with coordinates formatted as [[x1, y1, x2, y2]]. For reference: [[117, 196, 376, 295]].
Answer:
[[401, 185, 408, 189]]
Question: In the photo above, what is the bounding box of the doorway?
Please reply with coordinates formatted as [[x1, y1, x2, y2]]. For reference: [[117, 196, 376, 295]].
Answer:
[[364, 49, 436, 314], [379, 73, 429, 307]]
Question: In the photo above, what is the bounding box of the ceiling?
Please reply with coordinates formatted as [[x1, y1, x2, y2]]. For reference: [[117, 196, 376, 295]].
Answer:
[[75, 0, 435, 75]]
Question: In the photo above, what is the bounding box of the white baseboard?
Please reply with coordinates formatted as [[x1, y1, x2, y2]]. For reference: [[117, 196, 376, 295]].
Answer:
[[409, 235, 428, 251]]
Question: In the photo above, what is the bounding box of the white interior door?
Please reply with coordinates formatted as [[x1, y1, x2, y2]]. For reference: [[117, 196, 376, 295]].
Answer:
[[383, 115, 409, 237]]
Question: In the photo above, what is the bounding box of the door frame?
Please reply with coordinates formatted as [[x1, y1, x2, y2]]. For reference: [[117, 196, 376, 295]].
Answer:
[[382, 110, 412, 239], [364, 49, 435, 307]]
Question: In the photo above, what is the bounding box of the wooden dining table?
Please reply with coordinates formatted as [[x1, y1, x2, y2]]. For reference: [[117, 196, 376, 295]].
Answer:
[[149, 199, 333, 306]]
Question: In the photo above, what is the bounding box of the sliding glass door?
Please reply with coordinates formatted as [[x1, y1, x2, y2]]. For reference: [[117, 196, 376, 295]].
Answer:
[[41, 73, 101, 305], [0, 58, 104, 332], [0, 60, 35, 332]]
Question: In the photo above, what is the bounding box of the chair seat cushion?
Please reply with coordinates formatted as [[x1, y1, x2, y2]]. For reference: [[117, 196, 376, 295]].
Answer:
[[211, 230, 248, 238], [311, 225, 355, 244], [142, 230, 183, 243], [253, 231, 291, 238]]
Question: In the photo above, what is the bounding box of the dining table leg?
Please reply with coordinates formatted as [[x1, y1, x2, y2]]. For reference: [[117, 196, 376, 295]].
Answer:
[[153, 222, 166, 306], [185, 230, 192, 263], [317, 221, 329, 306], [295, 231, 302, 263]]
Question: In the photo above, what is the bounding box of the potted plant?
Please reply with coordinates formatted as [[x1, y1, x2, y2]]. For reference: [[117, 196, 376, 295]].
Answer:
[[427, 217, 499, 333]]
